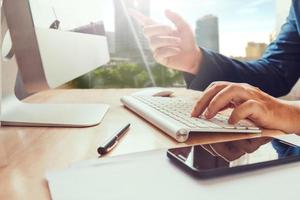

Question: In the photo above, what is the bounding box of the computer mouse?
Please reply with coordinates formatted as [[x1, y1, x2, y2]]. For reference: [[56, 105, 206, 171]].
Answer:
[[132, 87, 174, 97]]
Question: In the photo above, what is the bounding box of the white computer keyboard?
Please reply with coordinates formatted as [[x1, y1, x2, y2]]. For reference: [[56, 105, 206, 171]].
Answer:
[[135, 96, 259, 130], [121, 95, 261, 142]]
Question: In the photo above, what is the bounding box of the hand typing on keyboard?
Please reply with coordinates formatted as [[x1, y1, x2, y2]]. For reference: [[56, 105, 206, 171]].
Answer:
[[134, 96, 258, 130], [191, 81, 300, 134], [122, 94, 262, 142]]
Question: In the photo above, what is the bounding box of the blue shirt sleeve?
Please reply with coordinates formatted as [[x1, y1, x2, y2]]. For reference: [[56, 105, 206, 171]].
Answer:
[[185, 2, 300, 97]]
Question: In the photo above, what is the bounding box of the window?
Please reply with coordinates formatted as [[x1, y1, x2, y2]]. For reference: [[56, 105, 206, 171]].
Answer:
[[63, 0, 286, 89]]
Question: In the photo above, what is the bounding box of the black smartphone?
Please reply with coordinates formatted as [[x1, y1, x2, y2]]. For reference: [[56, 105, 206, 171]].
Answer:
[[167, 137, 300, 178]]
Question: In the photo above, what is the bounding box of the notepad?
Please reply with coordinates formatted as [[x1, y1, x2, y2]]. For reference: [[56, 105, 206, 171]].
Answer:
[[47, 149, 300, 200]]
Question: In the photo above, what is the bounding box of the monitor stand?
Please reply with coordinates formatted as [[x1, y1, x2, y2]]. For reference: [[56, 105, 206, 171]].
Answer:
[[1, 57, 109, 127], [1, 13, 109, 127]]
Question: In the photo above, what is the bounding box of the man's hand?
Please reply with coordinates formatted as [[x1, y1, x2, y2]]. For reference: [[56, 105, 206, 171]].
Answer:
[[191, 81, 300, 133], [130, 9, 202, 75]]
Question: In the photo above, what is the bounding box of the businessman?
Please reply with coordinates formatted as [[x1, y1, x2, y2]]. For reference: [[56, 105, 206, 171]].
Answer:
[[131, 0, 300, 134]]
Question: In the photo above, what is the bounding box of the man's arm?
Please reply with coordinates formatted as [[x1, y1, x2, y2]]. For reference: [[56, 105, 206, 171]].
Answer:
[[185, 4, 300, 97]]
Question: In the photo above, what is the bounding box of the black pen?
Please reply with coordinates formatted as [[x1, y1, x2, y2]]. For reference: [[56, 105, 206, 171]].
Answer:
[[97, 123, 131, 156]]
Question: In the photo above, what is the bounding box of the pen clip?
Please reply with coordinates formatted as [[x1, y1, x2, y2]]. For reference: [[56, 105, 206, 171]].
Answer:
[[106, 140, 119, 152]]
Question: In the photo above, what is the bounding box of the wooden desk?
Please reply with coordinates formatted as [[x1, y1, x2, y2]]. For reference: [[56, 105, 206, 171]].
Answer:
[[0, 89, 286, 199]]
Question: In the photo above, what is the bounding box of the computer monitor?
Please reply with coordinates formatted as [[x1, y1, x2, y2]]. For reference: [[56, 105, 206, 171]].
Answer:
[[1, 0, 110, 127]]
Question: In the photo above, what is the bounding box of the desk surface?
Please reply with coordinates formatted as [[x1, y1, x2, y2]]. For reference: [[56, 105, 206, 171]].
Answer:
[[0, 88, 286, 199]]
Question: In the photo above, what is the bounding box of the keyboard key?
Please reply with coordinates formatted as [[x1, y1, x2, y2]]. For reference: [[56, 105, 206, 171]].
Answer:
[[133, 96, 259, 131]]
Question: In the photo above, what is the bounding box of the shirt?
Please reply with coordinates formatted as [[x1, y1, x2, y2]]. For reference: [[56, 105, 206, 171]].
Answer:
[[184, 0, 300, 97]]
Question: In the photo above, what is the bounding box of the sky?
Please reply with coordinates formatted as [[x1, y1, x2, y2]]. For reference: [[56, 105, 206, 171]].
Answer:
[[150, 0, 276, 57], [30, 0, 277, 57]]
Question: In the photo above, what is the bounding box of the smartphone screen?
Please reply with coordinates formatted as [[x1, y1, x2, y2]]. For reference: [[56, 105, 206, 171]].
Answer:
[[167, 137, 300, 178]]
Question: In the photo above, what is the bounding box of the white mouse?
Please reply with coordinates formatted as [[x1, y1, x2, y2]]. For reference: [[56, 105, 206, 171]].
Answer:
[[132, 87, 174, 97]]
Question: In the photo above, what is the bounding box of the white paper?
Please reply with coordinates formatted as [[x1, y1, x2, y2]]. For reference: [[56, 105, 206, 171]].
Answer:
[[47, 149, 300, 200]]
